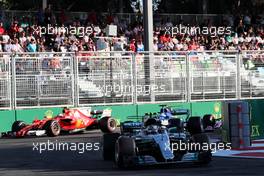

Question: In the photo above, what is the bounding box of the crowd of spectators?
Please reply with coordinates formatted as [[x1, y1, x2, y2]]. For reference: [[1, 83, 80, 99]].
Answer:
[[0, 7, 263, 54]]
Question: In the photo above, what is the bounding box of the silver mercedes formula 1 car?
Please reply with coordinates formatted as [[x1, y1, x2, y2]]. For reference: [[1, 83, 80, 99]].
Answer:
[[102, 107, 212, 169]]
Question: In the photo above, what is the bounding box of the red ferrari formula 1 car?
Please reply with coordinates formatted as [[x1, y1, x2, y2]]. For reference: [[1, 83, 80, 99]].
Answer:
[[1, 107, 117, 138]]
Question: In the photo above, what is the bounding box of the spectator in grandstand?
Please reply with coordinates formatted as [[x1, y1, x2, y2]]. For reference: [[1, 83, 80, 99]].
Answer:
[[26, 32, 36, 44], [69, 40, 79, 52], [129, 39, 136, 52], [0, 22, 5, 35], [136, 39, 144, 52], [0, 8, 262, 54], [1, 30, 10, 44], [27, 39, 37, 52], [12, 38, 24, 52], [9, 21, 19, 37], [4, 39, 13, 52], [113, 38, 125, 51], [50, 54, 61, 71], [153, 39, 158, 51], [19, 31, 27, 47], [96, 35, 108, 51]]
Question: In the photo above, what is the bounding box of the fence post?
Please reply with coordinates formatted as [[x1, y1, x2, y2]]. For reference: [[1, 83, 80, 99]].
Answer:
[[186, 53, 191, 102], [73, 52, 79, 107], [10, 53, 17, 111], [149, 52, 155, 102], [131, 53, 137, 104], [236, 51, 241, 100]]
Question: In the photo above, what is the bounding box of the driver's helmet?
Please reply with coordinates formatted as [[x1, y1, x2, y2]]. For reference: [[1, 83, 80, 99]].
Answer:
[[63, 107, 70, 113], [159, 113, 167, 120], [62, 107, 72, 117], [160, 107, 170, 113]]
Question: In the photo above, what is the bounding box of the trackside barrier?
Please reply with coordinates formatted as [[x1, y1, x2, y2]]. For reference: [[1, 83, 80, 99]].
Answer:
[[0, 50, 263, 110], [222, 101, 251, 149]]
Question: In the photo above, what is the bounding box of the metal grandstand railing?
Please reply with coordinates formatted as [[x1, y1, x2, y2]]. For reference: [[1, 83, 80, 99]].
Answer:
[[0, 10, 226, 25], [0, 50, 264, 110]]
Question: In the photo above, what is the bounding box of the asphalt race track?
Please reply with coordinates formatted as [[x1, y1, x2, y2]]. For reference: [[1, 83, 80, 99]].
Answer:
[[0, 130, 264, 176]]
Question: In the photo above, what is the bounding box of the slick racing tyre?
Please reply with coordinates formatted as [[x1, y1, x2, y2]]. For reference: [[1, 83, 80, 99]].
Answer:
[[202, 114, 216, 130], [103, 133, 120, 161], [44, 120, 61, 137], [12, 121, 27, 132], [168, 118, 183, 130], [144, 118, 159, 127], [99, 117, 117, 133], [187, 116, 204, 135], [192, 133, 212, 165], [115, 137, 136, 169]]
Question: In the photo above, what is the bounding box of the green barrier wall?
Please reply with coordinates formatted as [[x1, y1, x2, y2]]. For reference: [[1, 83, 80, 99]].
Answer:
[[0, 102, 222, 133], [15, 108, 64, 123], [248, 100, 264, 139], [0, 110, 15, 132], [1, 101, 262, 139]]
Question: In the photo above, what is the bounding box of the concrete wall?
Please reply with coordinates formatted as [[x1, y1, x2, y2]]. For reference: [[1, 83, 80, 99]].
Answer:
[[0, 102, 222, 133], [1, 100, 262, 139]]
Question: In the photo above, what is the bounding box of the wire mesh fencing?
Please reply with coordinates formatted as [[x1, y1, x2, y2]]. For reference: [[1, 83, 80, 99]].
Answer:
[[189, 51, 238, 101], [0, 50, 263, 110], [240, 50, 264, 99], [135, 52, 187, 103], [14, 52, 74, 108], [76, 52, 134, 105], [0, 53, 12, 109]]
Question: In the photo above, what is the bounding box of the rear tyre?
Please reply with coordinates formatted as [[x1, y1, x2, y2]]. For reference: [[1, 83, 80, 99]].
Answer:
[[103, 133, 120, 161], [144, 118, 159, 127], [99, 117, 117, 133], [202, 114, 216, 130], [168, 118, 182, 130], [187, 116, 204, 135], [12, 121, 26, 132], [44, 120, 61, 137], [115, 137, 136, 169]]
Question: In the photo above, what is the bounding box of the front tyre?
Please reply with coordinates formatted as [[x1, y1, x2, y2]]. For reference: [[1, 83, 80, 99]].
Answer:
[[192, 133, 212, 165], [103, 133, 120, 161], [115, 137, 136, 169], [44, 120, 61, 137]]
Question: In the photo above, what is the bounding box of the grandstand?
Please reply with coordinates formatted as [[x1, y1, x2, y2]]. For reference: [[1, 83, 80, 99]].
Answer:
[[0, 0, 263, 109]]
